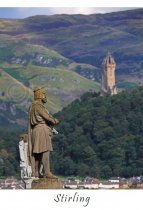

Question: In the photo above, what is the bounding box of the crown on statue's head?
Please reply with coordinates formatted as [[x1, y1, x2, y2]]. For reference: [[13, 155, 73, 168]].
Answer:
[[33, 86, 46, 100]]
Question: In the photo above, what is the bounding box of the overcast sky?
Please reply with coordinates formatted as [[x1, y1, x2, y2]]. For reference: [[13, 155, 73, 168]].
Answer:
[[0, 7, 139, 19]]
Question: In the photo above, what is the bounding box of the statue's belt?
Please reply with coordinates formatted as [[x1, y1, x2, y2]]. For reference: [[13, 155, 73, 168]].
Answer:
[[32, 124, 51, 131]]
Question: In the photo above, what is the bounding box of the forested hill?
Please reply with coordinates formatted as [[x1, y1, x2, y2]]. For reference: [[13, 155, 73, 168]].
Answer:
[[1, 87, 143, 179], [52, 87, 143, 178]]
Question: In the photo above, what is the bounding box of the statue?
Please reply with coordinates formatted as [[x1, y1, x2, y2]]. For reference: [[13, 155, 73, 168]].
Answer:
[[19, 134, 32, 179], [28, 87, 59, 179]]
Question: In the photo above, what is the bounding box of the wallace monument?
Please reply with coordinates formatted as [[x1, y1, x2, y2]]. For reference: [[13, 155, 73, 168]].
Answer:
[[19, 87, 62, 189], [100, 53, 118, 96]]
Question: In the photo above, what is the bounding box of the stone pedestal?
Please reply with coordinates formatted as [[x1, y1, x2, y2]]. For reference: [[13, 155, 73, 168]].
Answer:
[[23, 178, 34, 189], [31, 178, 63, 189]]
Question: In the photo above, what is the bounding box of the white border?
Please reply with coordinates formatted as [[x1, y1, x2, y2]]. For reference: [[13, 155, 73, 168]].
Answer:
[[0, 0, 143, 7], [1, 189, 143, 210]]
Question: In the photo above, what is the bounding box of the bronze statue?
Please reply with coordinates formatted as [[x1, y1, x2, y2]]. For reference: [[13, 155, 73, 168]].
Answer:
[[28, 87, 59, 178]]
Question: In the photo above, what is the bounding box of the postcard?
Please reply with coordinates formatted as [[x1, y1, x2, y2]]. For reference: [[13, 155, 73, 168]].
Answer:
[[0, 1, 143, 210]]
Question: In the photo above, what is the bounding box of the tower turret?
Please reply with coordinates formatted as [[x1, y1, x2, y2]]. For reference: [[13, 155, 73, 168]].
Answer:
[[100, 53, 117, 96]]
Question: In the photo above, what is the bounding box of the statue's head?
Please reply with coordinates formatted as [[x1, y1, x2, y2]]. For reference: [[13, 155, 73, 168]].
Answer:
[[19, 134, 28, 142], [33, 86, 47, 103]]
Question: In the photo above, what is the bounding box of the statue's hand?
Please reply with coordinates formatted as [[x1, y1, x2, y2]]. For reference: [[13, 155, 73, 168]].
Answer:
[[55, 118, 60, 124]]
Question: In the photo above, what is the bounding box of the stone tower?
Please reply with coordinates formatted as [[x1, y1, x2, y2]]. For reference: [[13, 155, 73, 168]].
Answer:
[[100, 53, 117, 96]]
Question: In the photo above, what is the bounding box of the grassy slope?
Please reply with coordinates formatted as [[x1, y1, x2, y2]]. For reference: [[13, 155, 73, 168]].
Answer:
[[0, 42, 100, 115], [1, 64, 99, 112]]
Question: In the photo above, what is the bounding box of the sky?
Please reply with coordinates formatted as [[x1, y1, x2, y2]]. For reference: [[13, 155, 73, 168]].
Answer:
[[0, 7, 139, 19]]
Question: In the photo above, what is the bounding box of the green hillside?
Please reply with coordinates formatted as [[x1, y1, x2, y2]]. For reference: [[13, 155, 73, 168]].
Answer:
[[0, 70, 31, 128], [0, 42, 100, 128]]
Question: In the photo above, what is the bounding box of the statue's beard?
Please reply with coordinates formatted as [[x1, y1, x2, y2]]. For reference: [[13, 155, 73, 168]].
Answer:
[[42, 97, 47, 103]]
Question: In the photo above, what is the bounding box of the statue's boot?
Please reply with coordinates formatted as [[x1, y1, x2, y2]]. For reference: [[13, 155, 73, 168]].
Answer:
[[45, 171, 58, 179], [42, 151, 58, 178], [30, 155, 36, 177], [35, 171, 39, 178]]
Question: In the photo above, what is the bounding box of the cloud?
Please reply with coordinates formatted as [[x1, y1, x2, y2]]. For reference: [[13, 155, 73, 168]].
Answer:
[[48, 7, 134, 15], [48, 7, 97, 15]]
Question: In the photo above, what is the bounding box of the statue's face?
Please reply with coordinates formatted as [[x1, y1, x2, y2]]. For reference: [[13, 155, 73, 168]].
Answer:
[[41, 91, 47, 103]]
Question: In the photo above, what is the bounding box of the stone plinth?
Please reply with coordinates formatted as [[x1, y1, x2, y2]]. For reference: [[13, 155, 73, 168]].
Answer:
[[31, 178, 63, 189]]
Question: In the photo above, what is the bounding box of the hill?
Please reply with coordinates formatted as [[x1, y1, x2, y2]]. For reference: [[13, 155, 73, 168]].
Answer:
[[0, 8, 143, 85], [0, 42, 100, 128], [52, 87, 143, 178], [23, 9, 143, 80]]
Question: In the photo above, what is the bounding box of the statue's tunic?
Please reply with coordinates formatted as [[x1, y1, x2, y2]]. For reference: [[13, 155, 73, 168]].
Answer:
[[28, 101, 57, 154]]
